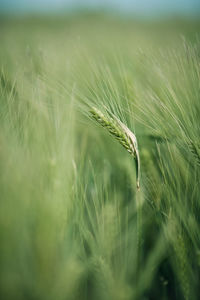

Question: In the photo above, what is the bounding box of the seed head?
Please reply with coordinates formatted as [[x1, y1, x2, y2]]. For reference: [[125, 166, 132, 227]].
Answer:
[[90, 107, 140, 190]]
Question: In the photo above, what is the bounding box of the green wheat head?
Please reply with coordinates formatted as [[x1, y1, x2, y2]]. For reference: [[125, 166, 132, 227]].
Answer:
[[188, 140, 200, 166], [90, 107, 140, 190]]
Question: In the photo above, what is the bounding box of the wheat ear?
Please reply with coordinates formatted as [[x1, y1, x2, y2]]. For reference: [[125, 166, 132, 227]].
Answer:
[[187, 140, 200, 166], [90, 107, 140, 190]]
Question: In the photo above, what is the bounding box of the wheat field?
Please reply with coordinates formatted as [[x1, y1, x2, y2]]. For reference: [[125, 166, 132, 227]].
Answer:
[[0, 15, 200, 300]]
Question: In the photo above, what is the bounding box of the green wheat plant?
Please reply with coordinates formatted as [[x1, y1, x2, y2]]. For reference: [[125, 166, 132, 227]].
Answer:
[[90, 106, 140, 189], [0, 15, 200, 300]]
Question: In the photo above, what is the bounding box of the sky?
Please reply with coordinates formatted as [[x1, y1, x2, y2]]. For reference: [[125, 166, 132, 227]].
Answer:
[[0, 0, 200, 17]]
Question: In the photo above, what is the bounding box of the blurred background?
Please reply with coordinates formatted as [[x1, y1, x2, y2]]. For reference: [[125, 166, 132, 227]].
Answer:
[[0, 0, 200, 17], [0, 1, 200, 300]]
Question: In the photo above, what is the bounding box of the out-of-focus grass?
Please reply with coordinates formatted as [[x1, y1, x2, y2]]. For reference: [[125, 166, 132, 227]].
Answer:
[[0, 15, 200, 300]]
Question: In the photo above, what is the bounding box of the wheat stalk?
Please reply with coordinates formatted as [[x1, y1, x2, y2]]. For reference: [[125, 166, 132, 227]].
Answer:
[[90, 107, 140, 190]]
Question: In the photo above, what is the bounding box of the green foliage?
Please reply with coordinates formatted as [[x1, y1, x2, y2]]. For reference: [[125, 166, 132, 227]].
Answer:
[[0, 16, 200, 300]]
